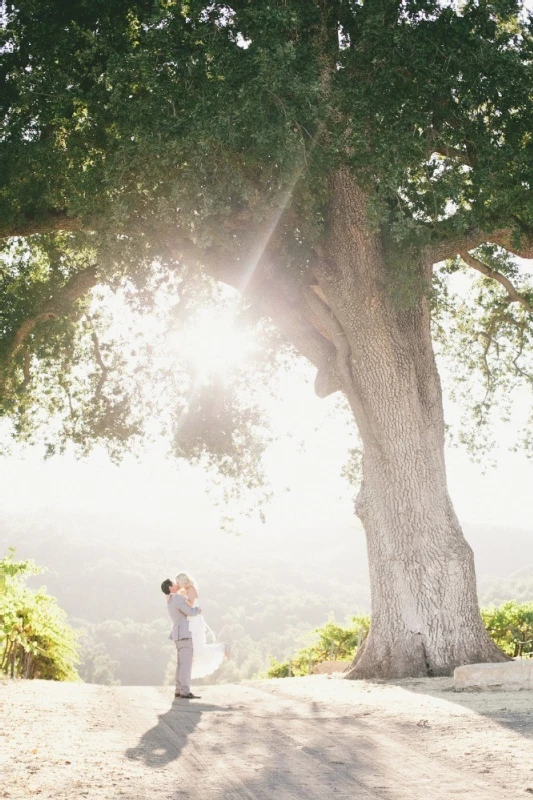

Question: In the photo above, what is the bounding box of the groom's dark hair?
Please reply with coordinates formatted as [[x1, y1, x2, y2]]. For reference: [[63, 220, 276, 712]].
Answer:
[[161, 578, 173, 595]]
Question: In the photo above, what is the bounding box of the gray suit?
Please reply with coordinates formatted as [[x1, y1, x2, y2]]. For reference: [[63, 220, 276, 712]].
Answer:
[[167, 593, 200, 696]]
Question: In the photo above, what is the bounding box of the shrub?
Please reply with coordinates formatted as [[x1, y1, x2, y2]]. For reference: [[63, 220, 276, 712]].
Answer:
[[263, 614, 370, 678], [0, 549, 79, 681], [481, 601, 533, 657]]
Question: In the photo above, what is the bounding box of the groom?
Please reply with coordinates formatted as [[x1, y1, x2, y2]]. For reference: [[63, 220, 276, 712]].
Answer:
[[161, 577, 202, 699]]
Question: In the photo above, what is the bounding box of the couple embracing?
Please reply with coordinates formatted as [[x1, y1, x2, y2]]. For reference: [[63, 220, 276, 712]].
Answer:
[[161, 572, 227, 699]]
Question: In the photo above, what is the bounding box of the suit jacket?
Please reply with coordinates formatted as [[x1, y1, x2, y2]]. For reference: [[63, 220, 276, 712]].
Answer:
[[167, 593, 200, 641]]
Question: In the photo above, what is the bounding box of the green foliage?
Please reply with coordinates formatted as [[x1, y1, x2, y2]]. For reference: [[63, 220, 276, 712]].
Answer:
[[0, 549, 80, 681], [481, 601, 533, 657], [266, 603, 533, 678], [3, 0, 533, 241], [341, 445, 363, 491], [263, 614, 370, 678]]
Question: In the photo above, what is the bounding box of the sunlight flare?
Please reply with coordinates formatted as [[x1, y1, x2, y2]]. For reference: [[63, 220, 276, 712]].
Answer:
[[166, 308, 256, 379]]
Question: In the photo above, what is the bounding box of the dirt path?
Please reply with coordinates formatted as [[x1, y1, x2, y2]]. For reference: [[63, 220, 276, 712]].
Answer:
[[1, 675, 532, 799]]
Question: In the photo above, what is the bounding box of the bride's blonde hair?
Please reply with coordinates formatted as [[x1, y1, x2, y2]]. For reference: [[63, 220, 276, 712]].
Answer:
[[175, 571, 197, 589]]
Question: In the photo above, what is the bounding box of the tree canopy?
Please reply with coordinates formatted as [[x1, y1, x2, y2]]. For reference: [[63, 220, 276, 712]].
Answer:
[[2, 0, 533, 461]]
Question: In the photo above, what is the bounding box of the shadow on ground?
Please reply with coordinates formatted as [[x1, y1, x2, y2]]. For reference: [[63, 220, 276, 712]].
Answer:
[[124, 689, 384, 799], [125, 699, 224, 767]]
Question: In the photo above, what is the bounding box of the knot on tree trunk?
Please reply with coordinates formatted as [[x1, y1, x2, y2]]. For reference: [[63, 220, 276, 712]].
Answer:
[[314, 363, 341, 398]]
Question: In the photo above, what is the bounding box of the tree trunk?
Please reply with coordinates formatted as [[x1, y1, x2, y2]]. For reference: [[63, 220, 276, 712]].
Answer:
[[1, 640, 13, 673], [314, 168, 507, 679], [24, 651, 33, 679]]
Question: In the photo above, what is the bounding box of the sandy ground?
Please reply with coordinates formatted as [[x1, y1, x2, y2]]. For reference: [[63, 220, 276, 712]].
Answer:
[[1, 675, 532, 799]]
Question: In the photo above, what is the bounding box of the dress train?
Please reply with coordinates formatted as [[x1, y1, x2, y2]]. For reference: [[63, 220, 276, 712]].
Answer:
[[188, 608, 227, 679]]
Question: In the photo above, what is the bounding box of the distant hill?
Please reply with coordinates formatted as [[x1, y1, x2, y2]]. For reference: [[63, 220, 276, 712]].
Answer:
[[463, 525, 533, 580], [478, 566, 533, 606]]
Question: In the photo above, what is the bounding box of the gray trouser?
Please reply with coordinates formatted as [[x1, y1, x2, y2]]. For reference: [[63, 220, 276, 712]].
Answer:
[[175, 638, 193, 696]]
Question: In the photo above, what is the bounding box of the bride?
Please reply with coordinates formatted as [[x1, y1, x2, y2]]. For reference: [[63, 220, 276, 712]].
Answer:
[[175, 572, 228, 679]]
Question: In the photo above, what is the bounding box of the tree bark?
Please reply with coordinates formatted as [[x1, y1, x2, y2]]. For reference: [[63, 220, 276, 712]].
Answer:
[[314, 168, 507, 679]]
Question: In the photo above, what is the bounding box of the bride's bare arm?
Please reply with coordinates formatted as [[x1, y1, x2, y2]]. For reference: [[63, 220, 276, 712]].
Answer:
[[177, 587, 194, 607], [186, 585, 198, 605]]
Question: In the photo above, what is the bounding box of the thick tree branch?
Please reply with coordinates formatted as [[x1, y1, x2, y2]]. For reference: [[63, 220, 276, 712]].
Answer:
[[257, 285, 343, 398], [0, 209, 348, 401], [303, 285, 351, 357], [460, 252, 533, 313], [0, 214, 84, 239], [485, 230, 533, 260], [1, 265, 98, 394], [0, 207, 340, 397], [429, 145, 472, 166], [300, 283, 355, 397], [427, 227, 533, 266]]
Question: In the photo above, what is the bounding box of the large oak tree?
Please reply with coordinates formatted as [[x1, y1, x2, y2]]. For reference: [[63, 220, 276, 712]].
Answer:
[[2, 0, 533, 677]]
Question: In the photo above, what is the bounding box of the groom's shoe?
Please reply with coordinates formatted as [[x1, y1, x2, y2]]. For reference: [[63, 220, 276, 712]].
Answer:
[[180, 692, 201, 699]]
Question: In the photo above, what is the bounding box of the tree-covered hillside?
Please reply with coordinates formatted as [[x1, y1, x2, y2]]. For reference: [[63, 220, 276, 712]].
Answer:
[[1, 508, 369, 684]]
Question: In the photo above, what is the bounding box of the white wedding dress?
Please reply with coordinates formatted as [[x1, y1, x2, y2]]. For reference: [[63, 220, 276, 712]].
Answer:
[[188, 601, 227, 679]]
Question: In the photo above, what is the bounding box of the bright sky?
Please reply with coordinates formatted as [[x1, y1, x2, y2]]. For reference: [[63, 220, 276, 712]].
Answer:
[[1, 350, 532, 546]]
